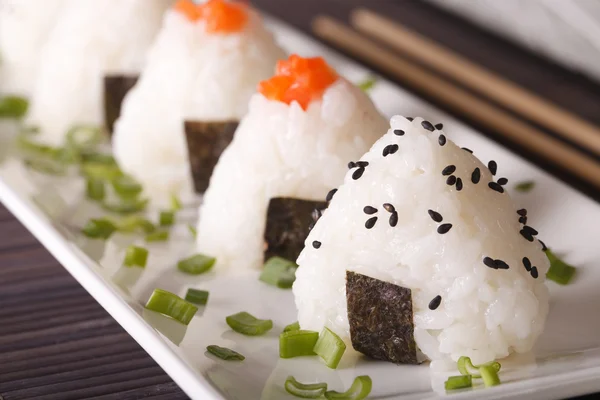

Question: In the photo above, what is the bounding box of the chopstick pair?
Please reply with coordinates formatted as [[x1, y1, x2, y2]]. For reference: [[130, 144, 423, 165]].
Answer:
[[312, 10, 600, 189]]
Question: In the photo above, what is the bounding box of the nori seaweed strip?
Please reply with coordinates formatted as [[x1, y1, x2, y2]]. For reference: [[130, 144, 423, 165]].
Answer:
[[103, 75, 139, 135], [264, 198, 327, 262], [346, 271, 419, 364], [184, 120, 238, 193]]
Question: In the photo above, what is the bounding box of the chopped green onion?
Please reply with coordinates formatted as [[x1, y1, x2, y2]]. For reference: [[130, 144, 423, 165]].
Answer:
[[170, 193, 182, 211], [0, 95, 28, 119], [185, 288, 209, 305], [259, 257, 298, 289], [357, 76, 377, 92], [545, 249, 577, 285], [457, 356, 501, 378], [123, 245, 149, 267], [225, 311, 273, 336], [86, 179, 105, 201], [187, 224, 197, 238], [101, 198, 148, 214], [285, 376, 328, 399], [16, 135, 61, 157], [65, 125, 103, 151], [444, 375, 472, 391], [81, 162, 123, 181], [177, 253, 216, 275], [324, 376, 372, 400], [206, 345, 245, 361], [116, 216, 156, 234], [159, 210, 175, 226], [80, 152, 117, 165], [514, 180, 535, 192], [145, 289, 197, 325], [81, 218, 117, 239], [479, 365, 501, 387], [280, 330, 319, 358], [283, 321, 300, 333], [111, 175, 143, 199], [145, 230, 170, 242], [24, 158, 67, 175], [314, 327, 346, 369]]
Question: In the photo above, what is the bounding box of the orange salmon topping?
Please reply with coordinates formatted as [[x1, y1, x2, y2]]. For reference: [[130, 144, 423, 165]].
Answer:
[[258, 55, 339, 110], [174, 0, 248, 33]]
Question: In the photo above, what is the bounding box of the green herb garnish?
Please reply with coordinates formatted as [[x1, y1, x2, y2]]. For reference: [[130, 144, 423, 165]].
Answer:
[[80, 152, 117, 166], [0, 95, 28, 119], [86, 179, 105, 201], [187, 224, 197, 238], [177, 254, 216, 275], [145, 289, 197, 325], [313, 327, 346, 369], [170, 193, 182, 211], [81, 218, 117, 239], [225, 311, 273, 336], [280, 330, 319, 358], [324, 375, 372, 400], [116, 216, 156, 234], [545, 249, 577, 285], [206, 345, 245, 361], [479, 364, 501, 387], [185, 288, 209, 305], [283, 321, 300, 333], [457, 356, 500, 378], [101, 198, 148, 214], [159, 210, 175, 226], [444, 375, 472, 391], [145, 230, 170, 242], [111, 175, 143, 199], [24, 158, 67, 176], [65, 125, 103, 151], [259, 257, 298, 289], [123, 245, 149, 268], [81, 162, 123, 181], [514, 180, 535, 192], [357, 76, 377, 92], [285, 376, 328, 399]]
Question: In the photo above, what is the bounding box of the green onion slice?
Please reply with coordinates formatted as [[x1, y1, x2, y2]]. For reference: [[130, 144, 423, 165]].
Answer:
[[111, 175, 143, 199], [259, 257, 298, 289], [80, 152, 117, 166], [324, 376, 372, 400], [0, 95, 28, 119], [145, 289, 197, 325], [145, 230, 170, 242], [116, 216, 156, 234], [225, 311, 273, 336], [81, 162, 123, 181], [545, 249, 577, 285], [283, 321, 301, 333], [314, 327, 346, 369], [285, 376, 328, 399], [65, 125, 103, 151], [81, 218, 116, 239], [177, 254, 216, 275], [206, 345, 245, 361], [124, 245, 149, 268], [159, 210, 175, 226], [185, 288, 209, 305], [457, 356, 501, 378], [280, 330, 319, 358], [24, 158, 67, 176], [16, 135, 61, 157], [479, 365, 501, 387], [357, 76, 377, 92], [171, 193, 182, 211], [102, 198, 148, 215], [188, 224, 197, 238], [514, 180, 535, 192], [444, 375, 472, 391], [86, 179, 105, 201]]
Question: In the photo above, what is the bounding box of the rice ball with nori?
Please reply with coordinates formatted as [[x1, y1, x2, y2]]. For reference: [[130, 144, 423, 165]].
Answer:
[[196, 55, 388, 271], [293, 116, 550, 365]]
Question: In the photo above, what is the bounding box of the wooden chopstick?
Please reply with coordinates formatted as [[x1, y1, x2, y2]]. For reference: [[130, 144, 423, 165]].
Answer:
[[350, 9, 600, 156], [312, 16, 600, 189]]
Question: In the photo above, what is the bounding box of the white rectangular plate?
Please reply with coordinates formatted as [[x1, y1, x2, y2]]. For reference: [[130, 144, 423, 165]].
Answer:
[[1, 17, 600, 400]]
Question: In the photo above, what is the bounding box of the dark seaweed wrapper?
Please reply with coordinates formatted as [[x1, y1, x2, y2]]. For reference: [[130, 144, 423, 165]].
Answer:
[[104, 75, 139, 135], [346, 271, 419, 364], [184, 120, 238, 193], [264, 197, 328, 262]]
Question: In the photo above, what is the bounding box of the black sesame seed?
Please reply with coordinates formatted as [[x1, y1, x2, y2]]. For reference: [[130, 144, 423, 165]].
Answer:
[[437, 223, 452, 234], [483, 257, 497, 269], [438, 134, 447, 146], [495, 260, 509, 270], [383, 203, 395, 212], [382, 146, 389, 157], [357, 161, 369, 167], [363, 206, 378, 215], [348, 161, 356, 169], [497, 177, 508, 186], [456, 178, 463, 191], [471, 168, 481, 184], [407, 117, 414, 121], [352, 168, 365, 180], [442, 165, 456, 176], [394, 129, 405, 136], [539, 239, 548, 251], [517, 208, 527, 216], [389, 212, 398, 227], [326, 188, 337, 202], [435, 123, 444, 130], [428, 295, 442, 310], [421, 120, 435, 131], [530, 266, 539, 279], [383, 144, 399, 157], [461, 147, 473, 154], [522, 225, 539, 236], [312, 241, 321, 249], [488, 181, 504, 193], [428, 210, 443, 222], [518, 216, 528, 225], [520, 229, 534, 242], [522, 257, 532, 272], [365, 216, 378, 229], [488, 160, 497, 176], [446, 175, 457, 185]]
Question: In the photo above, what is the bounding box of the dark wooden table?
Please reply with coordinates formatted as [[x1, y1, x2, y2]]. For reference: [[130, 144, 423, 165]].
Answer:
[[1, 1, 599, 399]]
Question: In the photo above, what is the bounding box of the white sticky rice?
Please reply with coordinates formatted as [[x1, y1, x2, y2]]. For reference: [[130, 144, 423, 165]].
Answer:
[[112, 6, 285, 201], [0, 0, 67, 96], [25, 0, 173, 145], [196, 78, 389, 270], [293, 116, 550, 365]]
